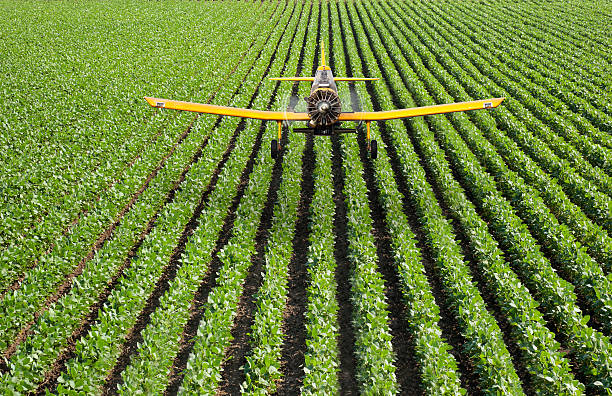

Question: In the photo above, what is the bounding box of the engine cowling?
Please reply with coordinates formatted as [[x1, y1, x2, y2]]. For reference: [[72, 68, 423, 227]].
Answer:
[[306, 88, 341, 127]]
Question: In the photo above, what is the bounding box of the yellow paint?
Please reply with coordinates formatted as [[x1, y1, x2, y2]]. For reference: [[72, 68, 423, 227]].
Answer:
[[145, 96, 505, 125], [338, 97, 505, 121], [277, 121, 282, 142], [269, 77, 315, 81], [317, 41, 331, 71], [321, 41, 326, 67], [366, 121, 371, 142], [334, 77, 379, 81], [144, 97, 310, 121]]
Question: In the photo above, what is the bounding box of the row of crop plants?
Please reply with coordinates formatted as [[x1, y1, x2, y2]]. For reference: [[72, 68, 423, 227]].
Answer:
[[451, 1, 612, 126], [329, 2, 467, 394], [296, 11, 342, 392], [364, 0, 612, 391], [341, 1, 531, 393], [420, 1, 612, 176], [285, 10, 347, 392], [482, 0, 612, 87], [328, 4, 407, 392], [402, 2, 612, 219], [300, 135, 341, 394], [380, 1, 612, 325], [0, 1, 270, 292], [238, 10, 315, 391], [356, 2, 586, 393], [0, 2, 286, 393], [0, 1, 262, 289], [116, 3, 310, 394], [389, 0, 612, 265], [0, 0, 278, 357], [453, 1, 612, 144], [53, 2, 298, 393]]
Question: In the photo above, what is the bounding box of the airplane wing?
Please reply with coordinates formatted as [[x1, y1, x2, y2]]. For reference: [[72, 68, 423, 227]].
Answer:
[[144, 97, 310, 121], [269, 77, 378, 82], [334, 77, 379, 81], [338, 97, 505, 121], [269, 77, 315, 81]]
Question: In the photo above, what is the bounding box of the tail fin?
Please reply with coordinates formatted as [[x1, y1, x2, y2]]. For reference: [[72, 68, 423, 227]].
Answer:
[[321, 41, 326, 67]]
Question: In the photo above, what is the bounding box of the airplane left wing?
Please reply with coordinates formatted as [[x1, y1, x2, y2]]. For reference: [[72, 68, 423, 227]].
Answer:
[[144, 97, 310, 121], [338, 97, 505, 121]]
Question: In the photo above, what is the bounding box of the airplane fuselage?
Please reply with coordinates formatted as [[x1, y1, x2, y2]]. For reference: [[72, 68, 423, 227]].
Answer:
[[305, 65, 342, 129]]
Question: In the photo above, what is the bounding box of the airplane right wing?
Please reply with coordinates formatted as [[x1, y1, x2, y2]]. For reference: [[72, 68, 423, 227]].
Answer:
[[338, 97, 505, 121], [269, 77, 378, 82], [334, 77, 379, 81]]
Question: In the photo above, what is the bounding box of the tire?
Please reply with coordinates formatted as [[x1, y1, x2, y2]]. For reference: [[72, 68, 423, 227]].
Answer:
[[371, 140, 378, 159], [271, 139, 278, 159]]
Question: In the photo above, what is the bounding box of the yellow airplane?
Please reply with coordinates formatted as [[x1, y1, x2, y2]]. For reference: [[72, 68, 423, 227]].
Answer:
[[145, 43, 504, 159]]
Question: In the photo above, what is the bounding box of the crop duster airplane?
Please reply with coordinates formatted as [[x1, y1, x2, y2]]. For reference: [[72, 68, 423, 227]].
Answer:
[[145, 43, 504, 159]]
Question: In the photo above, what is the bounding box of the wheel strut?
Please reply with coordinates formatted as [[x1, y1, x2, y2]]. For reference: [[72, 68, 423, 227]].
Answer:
[[272, 121, 282, 158], [366, 121, 377, 159], [277, 121, 282, 150]]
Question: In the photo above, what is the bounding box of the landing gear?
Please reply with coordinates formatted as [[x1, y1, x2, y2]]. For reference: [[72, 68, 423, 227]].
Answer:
[[370, 139, 378, 159], [366, 121, 377, 159], [271, 121, 282, 159]]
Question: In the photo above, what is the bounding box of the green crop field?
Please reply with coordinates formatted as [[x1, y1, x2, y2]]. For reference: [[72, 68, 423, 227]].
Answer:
[[1, 0, 611, 394]]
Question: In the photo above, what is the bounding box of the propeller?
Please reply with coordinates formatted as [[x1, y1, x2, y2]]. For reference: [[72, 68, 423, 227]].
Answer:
[[306, 89, 342, 127]]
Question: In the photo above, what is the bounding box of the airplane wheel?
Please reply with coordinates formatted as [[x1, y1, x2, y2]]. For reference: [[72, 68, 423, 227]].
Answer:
[[271, 139, 278, 159], [370, 140, 378, 159]]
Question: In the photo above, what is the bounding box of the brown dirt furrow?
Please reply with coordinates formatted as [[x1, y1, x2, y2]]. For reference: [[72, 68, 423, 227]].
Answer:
[[343, 5, 485, 393], [275, 132, 314, 395], [99, 111, 248, 395], [354, 129, 423, 395], [164, 5, 291, 393], [215, 121, 289, 396], [330, 134, 359, 395], [217, 3, 307, 394]]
